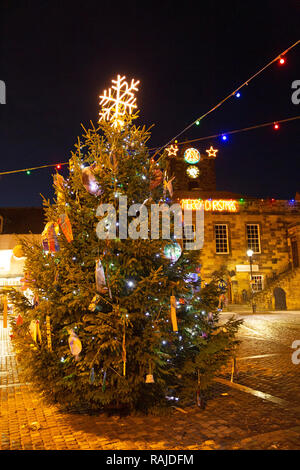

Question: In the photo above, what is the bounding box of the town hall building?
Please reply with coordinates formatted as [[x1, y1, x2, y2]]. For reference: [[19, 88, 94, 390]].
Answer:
[[167, 143, 300, 310]]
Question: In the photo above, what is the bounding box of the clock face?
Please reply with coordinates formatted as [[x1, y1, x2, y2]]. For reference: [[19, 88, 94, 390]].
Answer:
[[186, 165, 200, 179], [184, 147, 200, 164]]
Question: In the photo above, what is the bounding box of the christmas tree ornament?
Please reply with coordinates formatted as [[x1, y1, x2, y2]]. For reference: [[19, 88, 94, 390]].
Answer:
[[89, 367, 95, 384], [207, 312, 214, 323], [163, 172, 175, 198], [163, 242, 182, 262], [20, 271, 35, 291], [88, 294, 102, 312], [102, 370, 107, 392], [53, 173, 65, 204], [68, 329, 82, 360], [12, 244, 25, 258], [16, 314, 23, 326], [58, 213, 73, 242], [29, 320, 42, 344], [41, 222, 60, 253], [82, 163, 102, 196], [46, 315, 52, 352], [145, 361, 154, 383], [218, 293, 226, 309], [150, 168, 163, 190], [170, 295, 178, 332], [95, 259, 108, 294], [99, 74, 140, 127], [33, 294, 39, 307], [145, 374, 155, 383], [122, 322, 126, 377]]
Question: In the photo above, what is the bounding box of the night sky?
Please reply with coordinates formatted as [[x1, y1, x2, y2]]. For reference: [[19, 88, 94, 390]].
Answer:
[[0, 0, 299, 207]]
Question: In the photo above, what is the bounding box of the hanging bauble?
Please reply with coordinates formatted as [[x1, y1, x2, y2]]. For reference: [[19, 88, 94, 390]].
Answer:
[[68, 329, 82, 360], [163, 242, 182, 262], [150, 168, 163, 190], [170, 295, 178, 332], [29, 320, 42, 343], [53, 173, 65, 205], [82, 163, 102, 196], [145, 374, 155, 383], [102, 370, 107, 392], [41, 222, 60, 253], [20, 272, 34, 291], [16, 314, 23, 326], [46, 315, 52, 352], [88, 294, 102, 312], [89, 367, 95, 384], [95, 259, 108, 294], [13, 245, 25, 258], [58, 213, 73, 242], [163, 172, 175, 198]]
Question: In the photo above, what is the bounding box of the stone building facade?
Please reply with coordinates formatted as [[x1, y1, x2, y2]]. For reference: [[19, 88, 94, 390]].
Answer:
[[168, 144, 300, 310]]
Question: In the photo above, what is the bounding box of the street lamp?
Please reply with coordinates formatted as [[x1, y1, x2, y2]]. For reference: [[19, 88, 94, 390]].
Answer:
[[247, 249, 256, 313]]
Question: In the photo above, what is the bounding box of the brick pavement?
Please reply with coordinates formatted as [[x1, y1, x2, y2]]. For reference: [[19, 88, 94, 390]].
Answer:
[[1, 317, 300, 450]]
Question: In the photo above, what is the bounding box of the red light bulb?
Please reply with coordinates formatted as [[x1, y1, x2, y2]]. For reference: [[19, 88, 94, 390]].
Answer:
[[274, 123, 279, 130], [56, 164, 61, 170], [279, 57, 285, 65]]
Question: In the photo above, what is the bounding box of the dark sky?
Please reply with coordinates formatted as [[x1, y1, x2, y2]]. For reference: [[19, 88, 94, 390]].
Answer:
[[0, 0, 299, 207]]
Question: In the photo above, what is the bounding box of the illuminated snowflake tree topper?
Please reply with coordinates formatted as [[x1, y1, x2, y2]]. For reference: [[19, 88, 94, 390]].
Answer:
[[99, 74, 140, 127]]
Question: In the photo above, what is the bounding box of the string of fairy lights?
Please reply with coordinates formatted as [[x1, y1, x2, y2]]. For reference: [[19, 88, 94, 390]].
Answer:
[[0, 39, 299, 178]]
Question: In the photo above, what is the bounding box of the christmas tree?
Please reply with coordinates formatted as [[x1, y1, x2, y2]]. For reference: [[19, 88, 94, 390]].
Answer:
[[9, 75, 241, 413]]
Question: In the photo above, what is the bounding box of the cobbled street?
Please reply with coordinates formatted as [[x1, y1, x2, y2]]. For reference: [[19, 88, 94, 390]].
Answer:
[[1, 312, 300, 450]]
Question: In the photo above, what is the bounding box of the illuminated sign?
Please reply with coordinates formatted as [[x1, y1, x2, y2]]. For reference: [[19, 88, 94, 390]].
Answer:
[[184, 148, 200, 164], [186, 165, 200, 178], [181, 199, 238, 212]]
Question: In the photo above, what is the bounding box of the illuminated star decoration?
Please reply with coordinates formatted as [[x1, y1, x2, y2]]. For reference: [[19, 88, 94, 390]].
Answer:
[[99, 75, 140, 127], [166, 144, 179, 157], [206, 146, 218, 158]]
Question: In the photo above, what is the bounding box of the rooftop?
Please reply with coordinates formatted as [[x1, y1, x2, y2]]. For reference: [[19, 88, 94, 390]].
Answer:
[[0, 207, 45, 234]]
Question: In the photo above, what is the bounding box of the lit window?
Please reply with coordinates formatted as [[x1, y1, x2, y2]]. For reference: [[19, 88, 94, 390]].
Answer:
[[252, 275, 263, 292], [215, 224, 229, 254], [247, 224, 261, 253]]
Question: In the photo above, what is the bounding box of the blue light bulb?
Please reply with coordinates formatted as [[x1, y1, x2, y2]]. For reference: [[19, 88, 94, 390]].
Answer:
[[235, 92, 241, 98]]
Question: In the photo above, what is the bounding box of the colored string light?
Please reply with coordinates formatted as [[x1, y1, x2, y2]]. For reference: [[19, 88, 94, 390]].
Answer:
[[150, 39, 300, 159], [150, 115, 300, 155], [1, 115, 299, 177]]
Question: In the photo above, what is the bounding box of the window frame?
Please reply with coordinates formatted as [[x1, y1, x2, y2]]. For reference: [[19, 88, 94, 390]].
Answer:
[[214, 223, 229, 255], [246, 223, 261, 254], [251, 274, 264, 292]]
